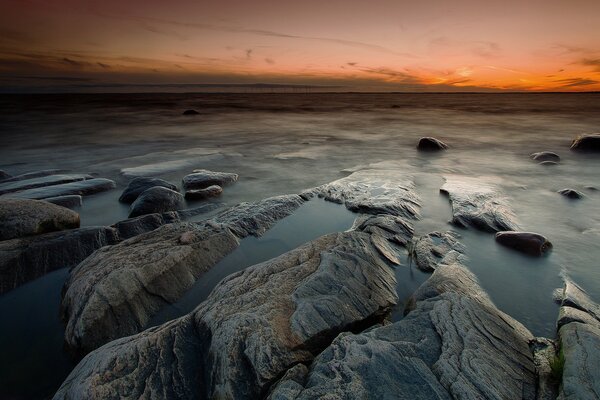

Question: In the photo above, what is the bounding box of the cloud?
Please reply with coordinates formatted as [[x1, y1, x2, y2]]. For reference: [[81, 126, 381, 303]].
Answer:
[[140, 23, 188, 40], [554, 77, 598, 87], [265, 58, 275, 65], [97, 62, 111, 69], [245, 49, 253, 60], [580, 58, 600, 72]]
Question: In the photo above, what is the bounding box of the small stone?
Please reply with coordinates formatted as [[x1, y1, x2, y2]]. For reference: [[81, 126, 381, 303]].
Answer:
[[495, 231, 552, 256], [558, 188, 584, 199], [119, 177, 178, 204], [530, 151, 560, 163], [129, 187, 185, 218], [570, 133, 600, 151], [182, 170, 238, 190], [185, 185, 223, 200], [539, 160, 559, 166], [417, 137, 448, 151], [182, 109, 200, 115]]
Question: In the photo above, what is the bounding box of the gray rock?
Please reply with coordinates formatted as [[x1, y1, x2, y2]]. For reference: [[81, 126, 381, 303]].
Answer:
[[112, 211, 181, 240], [55, 228, 400, 399], [557, 306, 600, 330], [182, 169, 238, 190], [0, 170, 11, 180], [412, 231, 465, 272], [559, 279, 600, 323], [495, 231, 552, 256], [539, 161, 559, 166], [44, 195, 83, 209], [440, 176, 519, 232], [270, 256, 537, 400], [0, 169, 69, 183], [530, 338, 559, 400], [61, 194, 305, 354], [0, 174, 92, 195], [182, 109, 200, 115], [3, 178, 116, 199], [0, 199, 80, 241], [118, 177, 179, 204], [184, 184, 223, 200], [417, 136, 448, 151], [129, 186, 185, 218], [0, 226, 119, 294], [266, 364, 309, 400], [570, 133, 600, 152], [352, 213, 414, 248], [558, 188, 584, 199], [531, 151, 560, 163]]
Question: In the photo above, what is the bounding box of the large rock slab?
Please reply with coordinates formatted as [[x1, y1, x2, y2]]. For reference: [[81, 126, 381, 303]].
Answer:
[[118, 177, 179, 204], [0, 227, 120, 294], [61, 195, 305, 354], [3, 178, 116, 199], [270, 255, 537, 400], [128, 186, 185, 218], [570, 133, 600, 152], [54, 225, 400, 399], [0, 174, 92, 195], [182, 169, 239, 190], [0, 199, 80, 240], [440, 176, 519, 232]]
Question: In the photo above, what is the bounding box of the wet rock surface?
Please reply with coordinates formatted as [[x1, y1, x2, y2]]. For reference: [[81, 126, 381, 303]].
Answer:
[[184, 184, 223, 200], [0, 174, 93, 196], [128, 186, 185, 217], [3, 178, 116, 199], [570, 133, 600, 152], [558, 188, 584, 199], [412, 231, 465, 271], [495, 231, 552, 256], [0, 199, 80, 241], [44, 195, 82, 209], [119, 177, 179, 203], [440, 176, 519, 232], [530, 151, 560, 163], [417, 136, 448, 151], [182, 169, 238, 190]]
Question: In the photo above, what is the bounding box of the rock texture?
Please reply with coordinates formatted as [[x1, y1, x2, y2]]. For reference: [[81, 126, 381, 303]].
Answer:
[[0, 174, 92, 195], [129, 186, 185, 218], [269, 254, 538, 400], [495, 231, 552, 256], [417, 137, 448, 151], [182, 170, 238, 190], [0, 169, 68, 183], [0, 199, 80, 240], [558, 188, 584, 199], [441, 176, 519, 232], [412, 231, 465, 271], [3, 178, 115, 199], [570, 133, 600, 152], [530, 151, 560, 163], [112, 211, 181, 240], [44, 195, 83, 209], [185, 184, 223, 200], [119, 177, 179, 204]]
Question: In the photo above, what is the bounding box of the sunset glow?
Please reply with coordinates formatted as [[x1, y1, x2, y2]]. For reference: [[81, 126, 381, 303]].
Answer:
[[1, 0, 599, 92]]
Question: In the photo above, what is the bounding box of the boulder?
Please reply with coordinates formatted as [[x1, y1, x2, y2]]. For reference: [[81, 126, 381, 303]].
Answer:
[[558, 188, 584, 199], [0, 199, 80, 241], [412, 231, 465, 272], [3, 178, 115, 199], [0, 170, 10, 180], [128, 187, 185, 218], [44, 195, 83, 209], [0, 169, 69, 183], [268, 255, 537, 400], [440, 176, 519, 232], [417, 137, 448, 151], [184, 184, 223, 200], [0, 174, 92, 195], [182, 109, 200, 115], [495, 231, 552, 256], [182, 170, 238, 190], [112, 211, 181, 240], [118, 177, 179, 204], [570, 133, 600, 152], [531, 151, 560, 163]]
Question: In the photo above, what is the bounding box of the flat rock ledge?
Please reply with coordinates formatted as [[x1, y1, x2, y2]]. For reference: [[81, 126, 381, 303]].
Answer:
[[268, 254, 538, 400], [441, 176, 519, 232], [54, 226, 402, 399]]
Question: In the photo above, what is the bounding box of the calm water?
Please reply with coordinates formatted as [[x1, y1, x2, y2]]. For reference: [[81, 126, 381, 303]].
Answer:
[[1, 93, 600, 398]]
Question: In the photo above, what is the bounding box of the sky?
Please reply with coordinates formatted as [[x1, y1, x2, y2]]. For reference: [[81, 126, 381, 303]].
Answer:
[[1, 0, 599, 92]]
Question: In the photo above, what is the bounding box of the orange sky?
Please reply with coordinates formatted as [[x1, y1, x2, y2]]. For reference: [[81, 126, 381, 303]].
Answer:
[[1, 0, 599, 92]]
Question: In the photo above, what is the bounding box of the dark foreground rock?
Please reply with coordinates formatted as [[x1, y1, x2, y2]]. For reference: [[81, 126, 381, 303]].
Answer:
[[0, 174, 92, 196], [119, 177, 179, 204], [128, 186, 185, 217], [417, 136, 448, 151], [269, 254, 537, 400], [54, 225, 402, 399], [411, 231, 465, 271], [530, 151, 560, 163], [3, 178, 116, 199], [495, 231, 552, 256], [0, 199, 80, 241], [185, 184, 223, 200], [440, 176, 519, 232], [44, 195, 83, 209], [182, 109, 200, 115], [570, 133, 600, 152], [558, 188, 584, 199], [112, 211, 180, 239], [182, 170, 238, 190]]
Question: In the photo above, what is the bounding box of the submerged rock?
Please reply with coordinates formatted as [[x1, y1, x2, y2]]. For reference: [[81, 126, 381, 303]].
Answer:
[[44, 195, 83, 209], [4, 178, 115, 199], [411, 231, 465, 271], [182, 109, 199, 115], [119, 177, 178, 204], [184, 184, 223, 200], [570, 133, 600, 152], [0, 199, 80, 241], [495, 231, 552, 256], [0, 174, 92, 196], [128, 187, 185, 218], [558, 188, 584, 199], [417, 136, 448, 151], [0, 170, 11, 180], [441, 176, 519, 232], [539, 160, 559, 166], [182, 169, 238, 190], [269, 255, 537, 400], [531, 151, 561, 163]]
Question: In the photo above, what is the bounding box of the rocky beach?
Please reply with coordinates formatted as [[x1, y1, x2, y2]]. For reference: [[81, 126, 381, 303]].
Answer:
[[1, 92, 600, 399]]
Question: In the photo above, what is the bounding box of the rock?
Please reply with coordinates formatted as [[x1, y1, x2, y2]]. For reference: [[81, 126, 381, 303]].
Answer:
[[530, 338, 559, 400], [0, 174, 92, 195], [570, 133, 600, 152], [417, 136, 448, 151], [440, 176, 519, 232], [118, 177, 179, 204], [182, 170, 238, 190], [351, 214, 414, 247], [539, 161, 559, 166], [128, 187, 185, 218], [112, 211, 181, 240], [584, 186, 598, 191], [0, 169, 69, 183], [412, 231, 465, 272], [3, 178, 115, 199], [44, 195, 83, 209], [0, 170, 10, 180], [0, 199, 80, 241], [0, 227, 119, 294], [559, 279, 600, 322], [184, 184, 223, 200], [558, 188, 584, 199], [55, 227, 400, 399], [182, 109, 200, 115], [531, 151, 561, 163], [557, 306, 600, 329], [495, 231, 552, 256], [269, 255, 537, 400], [61, 195, 305, 354]]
